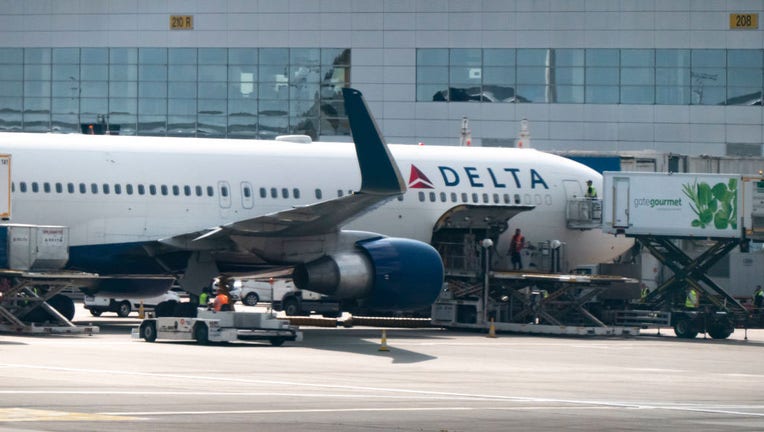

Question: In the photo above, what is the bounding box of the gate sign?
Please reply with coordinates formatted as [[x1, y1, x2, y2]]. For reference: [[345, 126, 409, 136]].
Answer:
[[0, 155, 9, 220]]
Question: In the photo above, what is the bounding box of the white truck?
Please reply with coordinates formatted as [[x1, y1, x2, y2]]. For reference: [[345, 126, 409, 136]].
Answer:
[[270, 279, 341, 318], [134, 309, 301, 346], [600, 171, 762, 338]]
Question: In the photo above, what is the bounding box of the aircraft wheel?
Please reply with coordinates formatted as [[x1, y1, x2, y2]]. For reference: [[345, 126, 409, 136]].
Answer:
[[243, 292, 259, 306], [141, 321, 157, 342], [117, 301, 131, 317], [47, 294, 76, 321], [673, 317, 698, 339], [194, 324, 209, 345]]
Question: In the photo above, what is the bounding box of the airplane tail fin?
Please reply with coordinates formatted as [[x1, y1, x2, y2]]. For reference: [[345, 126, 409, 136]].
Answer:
[[342, 88, 406, 195]]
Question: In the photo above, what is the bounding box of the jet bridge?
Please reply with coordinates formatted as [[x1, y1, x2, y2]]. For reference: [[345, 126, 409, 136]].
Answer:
[[601, 171, 764, 338]]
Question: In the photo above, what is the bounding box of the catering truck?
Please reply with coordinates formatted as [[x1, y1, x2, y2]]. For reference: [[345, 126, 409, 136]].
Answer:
[[600, 171, 764, 338]]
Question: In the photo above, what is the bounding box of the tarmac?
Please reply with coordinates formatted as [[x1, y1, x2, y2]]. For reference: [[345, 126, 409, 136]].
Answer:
[[1, 303, 764, 432]]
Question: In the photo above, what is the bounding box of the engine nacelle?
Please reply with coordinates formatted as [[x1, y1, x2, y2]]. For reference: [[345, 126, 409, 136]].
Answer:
[[293, 237, 444, 311]]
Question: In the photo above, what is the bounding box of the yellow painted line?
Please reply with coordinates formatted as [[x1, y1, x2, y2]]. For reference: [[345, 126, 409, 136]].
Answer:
[[0, 408, 141, 422]]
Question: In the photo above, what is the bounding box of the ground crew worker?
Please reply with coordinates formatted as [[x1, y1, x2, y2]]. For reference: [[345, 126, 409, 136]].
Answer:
[[585, 180, 597, 198], [685, 288, 699, 309], [753, 285, 764, 313], [213, 288, 229, 312], [199, 287, 210, 308], [640, 284, 650, 303]]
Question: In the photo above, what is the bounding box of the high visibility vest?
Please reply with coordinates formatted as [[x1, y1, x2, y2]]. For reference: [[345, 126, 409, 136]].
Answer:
[[685, 289, 698, 308], [199, 292, 209, 305], [641, 287, 649, 301]]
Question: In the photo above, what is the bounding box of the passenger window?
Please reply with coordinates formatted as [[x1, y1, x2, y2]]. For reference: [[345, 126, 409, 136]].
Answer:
[[429, 192, 436, 202], [114, 184, 122, 194], [515, 194, 521, 204], [206, 186, 214, 197], [195, 186, 202, 196], [493, 193, 499, 203], [418, 191, 425, 202], [43, 182, 51, 193], [440, 192, 447, 202], [503, 194, 510, 204], [472, 193, 478, 203], [10, 182, 14, 192], [138, 184, 146, 195], [126, 184, 133, 195], [315, 189, 322, 199], [451, 192, 457, 202], [482, 193, 489, 203], [221, 186, 229, 197], [461, 192, 468, 202], [184, 185, 191, 196], [103, 184, 110, 194], [260, 187, 267, 198], [32, 182, 39, 193], [545, 194, 552, 205], [150, 185, 157, 195], [534, 194, 542, 205], [293, 188, 300, 199], [282, 188, 288, 198], [55, 183, 63, 193], [172, 185, 179, 196], [161, 185, 168, 195], [91, 183, 98, 194], [67, 183, 74, 194], [79, 183, 86, 194], [337, 189, 343, 197], [243, 187, 251, 198], [19, 182, 26, 193]]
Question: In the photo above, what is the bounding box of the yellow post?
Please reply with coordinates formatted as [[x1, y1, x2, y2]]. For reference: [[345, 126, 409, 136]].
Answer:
[[487, 317, 497, 338], [378, 329, 390, 352], [138, 301, 145, 319]]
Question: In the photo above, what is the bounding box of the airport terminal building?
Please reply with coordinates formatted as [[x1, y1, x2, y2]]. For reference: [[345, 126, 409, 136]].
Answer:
[[0, 1, 762, 156]]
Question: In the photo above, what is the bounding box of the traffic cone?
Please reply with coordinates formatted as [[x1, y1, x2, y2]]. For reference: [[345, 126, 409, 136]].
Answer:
[[378, 329, 390, 352], [138, 301, 145, 319], [487, 317, 497, 338]]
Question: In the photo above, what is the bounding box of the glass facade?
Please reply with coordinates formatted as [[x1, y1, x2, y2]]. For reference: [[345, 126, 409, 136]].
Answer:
[[0, 47, 351, 138], [418, 48, 764, 106]]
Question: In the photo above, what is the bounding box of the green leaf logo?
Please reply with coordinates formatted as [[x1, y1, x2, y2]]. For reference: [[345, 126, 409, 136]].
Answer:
[[682, 179, 737, 230]]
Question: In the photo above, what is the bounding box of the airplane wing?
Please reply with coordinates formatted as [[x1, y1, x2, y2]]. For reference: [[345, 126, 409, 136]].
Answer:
[[159, 88, 406, 250]]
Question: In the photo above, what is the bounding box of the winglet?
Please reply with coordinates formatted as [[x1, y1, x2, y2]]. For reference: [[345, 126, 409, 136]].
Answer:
[[342, 87, 406, 195]]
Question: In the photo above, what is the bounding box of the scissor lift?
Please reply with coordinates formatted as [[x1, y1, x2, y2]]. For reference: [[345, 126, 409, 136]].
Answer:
[[0, 270, 98, 335], [627, 235, 746, 339]]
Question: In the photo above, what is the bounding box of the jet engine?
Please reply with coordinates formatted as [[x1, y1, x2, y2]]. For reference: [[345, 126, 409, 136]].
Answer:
[[293, 237, 444, 311]]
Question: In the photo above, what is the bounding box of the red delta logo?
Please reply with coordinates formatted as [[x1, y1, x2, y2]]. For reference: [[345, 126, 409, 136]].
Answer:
[[408, 165, 434, 189]]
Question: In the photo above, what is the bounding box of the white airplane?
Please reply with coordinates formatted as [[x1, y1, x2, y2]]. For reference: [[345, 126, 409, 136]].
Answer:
[[0, 88, 631, 315]]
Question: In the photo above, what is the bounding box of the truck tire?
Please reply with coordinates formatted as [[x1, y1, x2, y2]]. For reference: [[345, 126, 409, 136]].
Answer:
[[90, 309, 102, 317], [673, 317, 698, 339], [243, 292, 259, 306], [270, 337, 285, 347], [141, 321, 157, 342], [116, 301, 132, 317], [194, 323, 209, 345], [283, 297, 301, 316], [708, 320, 733, 339]]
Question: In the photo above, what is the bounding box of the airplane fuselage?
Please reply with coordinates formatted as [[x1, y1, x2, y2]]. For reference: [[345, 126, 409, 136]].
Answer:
[[0, 132, 630, 274]]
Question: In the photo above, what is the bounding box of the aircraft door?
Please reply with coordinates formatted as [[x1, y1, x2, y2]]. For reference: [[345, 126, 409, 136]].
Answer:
[[612, 177, 630, 228], [562, 179, 583, 199], [241, 181, 254, 209], [217, 181, 232, 209]]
